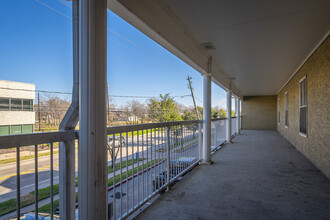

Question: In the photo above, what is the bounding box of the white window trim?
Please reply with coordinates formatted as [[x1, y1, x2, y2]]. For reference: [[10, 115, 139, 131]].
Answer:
[[299, 76, 306, 83], [277, 98, 280, 125], [299, 76, 307, 136], [285, 92, 288, 128]]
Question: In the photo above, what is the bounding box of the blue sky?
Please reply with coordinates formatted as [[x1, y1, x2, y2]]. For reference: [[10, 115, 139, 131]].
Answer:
[[0, 0, 227, 109]]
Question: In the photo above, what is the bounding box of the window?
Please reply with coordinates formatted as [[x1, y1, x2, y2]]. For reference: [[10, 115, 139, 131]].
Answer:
[[23, 99, 33, 111], [299, 77, 307, 136], [10, 125, 22, 135], [11, 99, 22, 111], [0, 98, 10, 111], [22, 124, 33, 134], [0, 126, 10, 136], [277, 98, 280, 124], [285, 92, 288, 127]]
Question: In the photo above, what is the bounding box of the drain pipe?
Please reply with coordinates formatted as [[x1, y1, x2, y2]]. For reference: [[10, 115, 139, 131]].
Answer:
[[59, 0, 79, 219]]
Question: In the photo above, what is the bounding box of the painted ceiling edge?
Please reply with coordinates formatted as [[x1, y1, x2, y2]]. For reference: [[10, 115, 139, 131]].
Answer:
[[276, 30, 330, 95], [108, 0, 243, 99]]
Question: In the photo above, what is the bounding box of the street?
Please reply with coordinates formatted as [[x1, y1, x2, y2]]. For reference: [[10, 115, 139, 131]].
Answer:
[[1, 136, 200, 219]]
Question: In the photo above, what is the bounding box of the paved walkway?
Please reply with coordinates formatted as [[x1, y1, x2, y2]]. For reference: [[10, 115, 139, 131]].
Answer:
[[135, 130, 330, 220]]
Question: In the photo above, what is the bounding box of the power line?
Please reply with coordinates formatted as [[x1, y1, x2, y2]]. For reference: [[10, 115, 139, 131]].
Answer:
[[0, 87, 71, 95], [110, 95, 190, 99], [36, 0, 196, 78], [0, 87, 190, 99], [35, 0, 71, 19]]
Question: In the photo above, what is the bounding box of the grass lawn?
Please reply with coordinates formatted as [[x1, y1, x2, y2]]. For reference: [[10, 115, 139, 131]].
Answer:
[[38, 159, 161, 214], [0, 150, 59, 165]]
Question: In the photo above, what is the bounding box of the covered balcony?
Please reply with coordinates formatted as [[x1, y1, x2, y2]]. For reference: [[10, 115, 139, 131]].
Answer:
[[0, 0, 329, 220], [135, 130, 330, 219]]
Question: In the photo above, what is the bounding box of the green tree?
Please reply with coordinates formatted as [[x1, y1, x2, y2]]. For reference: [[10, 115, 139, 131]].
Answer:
[[148, 94, 182, 122], [182, 110, 196, 121], [211, 109, 219, 119], [197, 106, 203, 117], [218, 109, 227, 118]]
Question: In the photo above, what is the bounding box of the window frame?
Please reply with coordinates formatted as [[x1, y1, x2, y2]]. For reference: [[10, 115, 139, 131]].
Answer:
[[0, 98, 10, 111], [299, 76, 307, 137], [23, 99, 34, 111], [284, 91, 288, 128], [277, 98, 280, 125], [10, 98, 23, 111]]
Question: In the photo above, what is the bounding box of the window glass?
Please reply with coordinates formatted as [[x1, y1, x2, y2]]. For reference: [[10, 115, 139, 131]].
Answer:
[[299, 78, 307, 135], [0, 126, 10, 136], [10, 125, 22, 135], [0, 98, 10, 110], [300, 107, 307, 134], [277, 98, 280, 124], [22, 124, 33, 134], [23, 99, 33, 111], [285, 93, 288, 127], [11, 99, 22, 111]]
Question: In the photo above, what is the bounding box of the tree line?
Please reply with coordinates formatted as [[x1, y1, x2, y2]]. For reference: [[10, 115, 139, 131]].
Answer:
[[36, 93, 231, 129]]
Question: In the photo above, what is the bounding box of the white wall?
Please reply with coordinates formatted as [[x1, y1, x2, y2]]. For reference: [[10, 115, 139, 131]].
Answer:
[[0, 80, 35, 99], [0, 111, 35, 126]]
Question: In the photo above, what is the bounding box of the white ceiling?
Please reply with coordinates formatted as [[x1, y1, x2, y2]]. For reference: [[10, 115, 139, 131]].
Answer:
[[164, 0, 330, 96]]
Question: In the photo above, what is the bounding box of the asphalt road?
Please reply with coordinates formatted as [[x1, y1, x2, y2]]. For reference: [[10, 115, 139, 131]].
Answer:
[[1, 141, 200, 219], [0, 130, 199, 203]]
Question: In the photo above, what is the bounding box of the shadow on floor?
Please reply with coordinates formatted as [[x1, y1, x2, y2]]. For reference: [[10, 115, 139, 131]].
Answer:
[[135, 130, 330, 220]]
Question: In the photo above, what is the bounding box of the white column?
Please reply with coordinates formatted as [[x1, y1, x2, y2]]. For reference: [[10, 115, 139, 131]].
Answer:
[[78, 0, 108, 219], [226, 90, 232, 143], [202, 74, 212, 164], [237, 98, 240, 134]]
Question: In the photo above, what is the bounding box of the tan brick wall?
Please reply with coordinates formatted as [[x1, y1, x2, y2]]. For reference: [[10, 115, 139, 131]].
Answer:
[[277, 36, 330, 178], [242, 96, 277, 130]]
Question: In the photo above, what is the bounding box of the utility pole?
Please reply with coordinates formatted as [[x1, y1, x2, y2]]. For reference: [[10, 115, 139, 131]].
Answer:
[[38, 92, 41, 131], [187, 76, 199, 120], [107, 83, 110, 125]]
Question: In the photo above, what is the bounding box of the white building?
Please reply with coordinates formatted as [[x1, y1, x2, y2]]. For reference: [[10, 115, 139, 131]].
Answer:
[[0, 80, 35, 135]]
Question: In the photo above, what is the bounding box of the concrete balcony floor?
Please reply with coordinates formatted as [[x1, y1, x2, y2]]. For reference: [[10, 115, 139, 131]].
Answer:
[[136, 130, 330, 219]]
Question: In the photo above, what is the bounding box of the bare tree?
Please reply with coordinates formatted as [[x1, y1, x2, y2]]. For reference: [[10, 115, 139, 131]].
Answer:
[[36, 95, 70, 129], [122, 100, 148, 124], [130, 100, 148, 123]]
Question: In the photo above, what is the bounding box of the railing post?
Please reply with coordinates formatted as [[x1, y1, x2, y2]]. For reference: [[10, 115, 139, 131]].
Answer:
[[214, 121, 218, 147], [236, 97, 240, 134], [59, 141, 76, 219], [166, 126, 171, 190], [198, 123, 202, 160], [226, 90, 232, 143]]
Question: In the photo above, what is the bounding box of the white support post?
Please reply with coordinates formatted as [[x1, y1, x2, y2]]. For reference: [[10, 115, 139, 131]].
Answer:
[[237, 98, 240, 134], [78, 0, 108, 219], [59, 140, 76, 219], [226, 90, 232, 143], [202, 74, 212, 164]]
